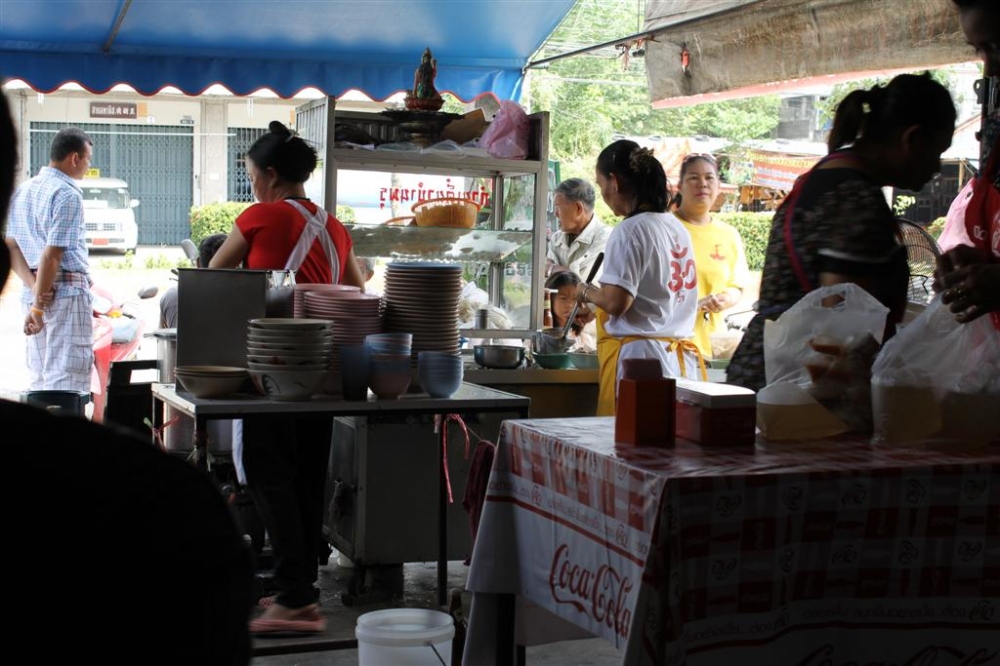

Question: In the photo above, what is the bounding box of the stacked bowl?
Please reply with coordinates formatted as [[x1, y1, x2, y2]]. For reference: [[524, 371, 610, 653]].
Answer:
[[382, 262, 463, 389], [417, 351, 463, 399], [302, 289, 383, 394], [174, 365, 248, 399], [365, 333, 412, 400], [246, 318, 332, 401]]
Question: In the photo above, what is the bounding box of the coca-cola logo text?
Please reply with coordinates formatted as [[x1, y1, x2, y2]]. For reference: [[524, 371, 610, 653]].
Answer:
[[548, 544, 634, 638]]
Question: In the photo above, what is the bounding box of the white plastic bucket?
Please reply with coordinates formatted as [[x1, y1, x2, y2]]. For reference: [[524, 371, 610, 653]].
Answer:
[[356, 608, 454, 666]]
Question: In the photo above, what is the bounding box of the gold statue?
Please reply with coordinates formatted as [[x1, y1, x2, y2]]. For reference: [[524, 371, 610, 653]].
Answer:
[[405, 47, 444, 111]]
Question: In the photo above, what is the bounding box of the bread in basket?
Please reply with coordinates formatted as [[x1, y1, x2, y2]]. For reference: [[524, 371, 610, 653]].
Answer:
[[411, 197, 482, 228]]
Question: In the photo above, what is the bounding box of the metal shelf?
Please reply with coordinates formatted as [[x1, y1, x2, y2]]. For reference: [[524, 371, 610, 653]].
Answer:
[[346, 225, 531, 263], [329, 148, 545, 178]]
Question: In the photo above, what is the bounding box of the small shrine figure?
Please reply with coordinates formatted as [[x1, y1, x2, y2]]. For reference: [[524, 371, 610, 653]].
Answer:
[[406, 47, 444, 111]]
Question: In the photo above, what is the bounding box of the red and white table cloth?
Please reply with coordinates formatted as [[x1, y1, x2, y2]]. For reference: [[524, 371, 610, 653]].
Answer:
[[464, 417, 1000, 665]]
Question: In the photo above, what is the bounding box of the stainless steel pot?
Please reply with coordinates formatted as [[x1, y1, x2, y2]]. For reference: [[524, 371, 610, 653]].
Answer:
[[151, 327, 232, 453], [151, 328, 177, 382], [473, 344, 525, 369]]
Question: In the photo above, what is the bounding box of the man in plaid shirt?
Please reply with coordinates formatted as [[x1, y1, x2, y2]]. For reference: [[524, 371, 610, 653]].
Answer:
[[4, 127, 95, 393]]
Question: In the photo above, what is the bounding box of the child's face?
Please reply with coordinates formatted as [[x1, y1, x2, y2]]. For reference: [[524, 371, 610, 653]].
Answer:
[[552, 285, 576, 324]]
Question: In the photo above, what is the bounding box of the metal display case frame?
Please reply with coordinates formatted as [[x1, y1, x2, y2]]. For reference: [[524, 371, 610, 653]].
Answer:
[[296, 99, 550, 339]]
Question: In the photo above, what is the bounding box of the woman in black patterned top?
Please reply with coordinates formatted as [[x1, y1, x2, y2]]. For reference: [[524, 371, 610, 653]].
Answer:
[[728, 74, 956, 391]]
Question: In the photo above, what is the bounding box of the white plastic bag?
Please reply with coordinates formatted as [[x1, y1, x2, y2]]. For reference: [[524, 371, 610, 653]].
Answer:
[[764, 283, 889, 386], [478, 101, 529, 160], [761, 283, 889, 435], [871, 296, 1000, 447]]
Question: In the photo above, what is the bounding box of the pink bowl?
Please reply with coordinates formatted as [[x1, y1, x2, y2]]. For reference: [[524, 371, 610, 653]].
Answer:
[[368, 370, 411, 400]]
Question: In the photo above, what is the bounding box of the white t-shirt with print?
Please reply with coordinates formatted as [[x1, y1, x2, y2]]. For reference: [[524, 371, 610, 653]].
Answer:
[[598, 211, 700, 379]]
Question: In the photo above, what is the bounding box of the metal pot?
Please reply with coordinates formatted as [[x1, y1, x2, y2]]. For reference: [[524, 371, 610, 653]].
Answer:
[[151, 328, 177, 382], [151, 327, 232, 453], [473, 344, 525, 369]]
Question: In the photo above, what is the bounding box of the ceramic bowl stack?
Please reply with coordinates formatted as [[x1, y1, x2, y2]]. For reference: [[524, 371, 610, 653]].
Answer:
[[246, 318, 332, 401], [417, 351, 463, 399], [174, 365, 248, 399], [292, 283, 360, 318], [302, 290, 383, 392], [382, 262, 462, 383], [365, 333, 413, 400]]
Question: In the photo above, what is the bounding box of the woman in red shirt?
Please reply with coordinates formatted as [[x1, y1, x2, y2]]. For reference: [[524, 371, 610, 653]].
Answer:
[[212, 121, 365, 287], [212, 121, 365, 635]]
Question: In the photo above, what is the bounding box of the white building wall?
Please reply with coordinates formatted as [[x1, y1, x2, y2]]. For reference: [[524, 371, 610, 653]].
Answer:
[[2, 85, 301, 203]]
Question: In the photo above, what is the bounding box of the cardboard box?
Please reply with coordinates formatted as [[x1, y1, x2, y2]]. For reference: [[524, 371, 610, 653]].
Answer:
[[615, 377, 675, 448], [441, 108, 489, 145], [675, 378, 756, 447]]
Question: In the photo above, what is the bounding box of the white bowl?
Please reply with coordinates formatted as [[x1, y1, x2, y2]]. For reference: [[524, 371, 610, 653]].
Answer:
[[247, 354, 332, 367], [174, 369, 248, 399], [249, 318, 332, 331], [248, 368, 327, 401], [248, 360, 329, 372]]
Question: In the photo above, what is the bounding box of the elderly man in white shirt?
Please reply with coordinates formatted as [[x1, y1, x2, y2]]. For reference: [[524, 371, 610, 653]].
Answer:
[[546, 178, 612, 280]]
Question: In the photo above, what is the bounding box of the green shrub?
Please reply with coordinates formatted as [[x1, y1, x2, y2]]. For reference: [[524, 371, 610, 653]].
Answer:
[[715, 212, 773, 271], [188, 202, 250, 244], [336, 205, 356, 224], [926, 216, 946, 240], [144, 253, 188, 270]]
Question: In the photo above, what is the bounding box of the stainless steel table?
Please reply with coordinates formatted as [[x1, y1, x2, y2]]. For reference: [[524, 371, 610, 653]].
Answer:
[[151, 382, 530, 607]]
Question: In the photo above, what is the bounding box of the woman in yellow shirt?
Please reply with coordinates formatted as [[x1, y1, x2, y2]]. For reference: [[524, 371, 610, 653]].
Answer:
[[672, 153, 750, 359]]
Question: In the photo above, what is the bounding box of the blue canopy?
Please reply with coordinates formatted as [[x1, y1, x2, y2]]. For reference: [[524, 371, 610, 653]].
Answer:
[[0, 0, 576, 100]]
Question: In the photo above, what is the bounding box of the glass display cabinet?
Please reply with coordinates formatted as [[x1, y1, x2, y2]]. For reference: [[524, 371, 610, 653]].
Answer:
[[296, 100, 550, 340]]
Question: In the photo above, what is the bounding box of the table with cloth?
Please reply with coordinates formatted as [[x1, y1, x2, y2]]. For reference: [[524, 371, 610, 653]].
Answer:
[[463, 417, 1000, 665]]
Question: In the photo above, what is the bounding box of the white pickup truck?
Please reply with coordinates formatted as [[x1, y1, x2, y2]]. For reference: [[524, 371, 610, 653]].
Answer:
[[77, 177, 139, 252]]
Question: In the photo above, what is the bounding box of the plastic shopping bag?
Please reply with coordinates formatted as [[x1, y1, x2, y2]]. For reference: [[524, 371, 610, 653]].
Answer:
[[764, 283, 889, 386], [761, 283, 889, 435], [871, 296, 1000, 448], [937, 177, 976, 253], [478, 101, 529, 160]]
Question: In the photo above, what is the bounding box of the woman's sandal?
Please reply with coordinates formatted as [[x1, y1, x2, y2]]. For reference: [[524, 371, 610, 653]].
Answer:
[[250, 606, 326, 636]]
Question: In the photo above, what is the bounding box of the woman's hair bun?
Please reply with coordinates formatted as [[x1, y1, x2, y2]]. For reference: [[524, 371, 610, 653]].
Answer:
[[269, 121, 291, 137]]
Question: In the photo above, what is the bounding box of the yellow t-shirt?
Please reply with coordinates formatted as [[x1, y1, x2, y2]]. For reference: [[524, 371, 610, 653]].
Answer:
[[681, 219, 750, 358]]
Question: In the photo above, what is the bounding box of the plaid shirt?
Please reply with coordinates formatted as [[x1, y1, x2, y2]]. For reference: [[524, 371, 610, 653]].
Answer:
[[7, 166, 90, 295]]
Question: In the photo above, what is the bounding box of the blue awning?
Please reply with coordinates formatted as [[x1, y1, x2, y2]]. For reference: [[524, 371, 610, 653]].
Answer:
[[0, 0, 576, 100]]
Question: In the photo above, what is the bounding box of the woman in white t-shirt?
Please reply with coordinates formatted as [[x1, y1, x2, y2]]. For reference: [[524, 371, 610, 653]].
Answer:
[[575, 139, 702, 415]]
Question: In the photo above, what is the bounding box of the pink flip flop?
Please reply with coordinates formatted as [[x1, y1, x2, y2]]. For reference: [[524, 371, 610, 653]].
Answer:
[[250, 610, 327, 636]]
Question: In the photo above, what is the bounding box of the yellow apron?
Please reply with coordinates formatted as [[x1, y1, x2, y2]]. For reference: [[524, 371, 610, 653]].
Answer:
[[594, 310, 707, 416]]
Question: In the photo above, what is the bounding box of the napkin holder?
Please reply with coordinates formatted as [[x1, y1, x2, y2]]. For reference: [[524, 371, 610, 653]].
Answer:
[[615, 358, 675, 447]]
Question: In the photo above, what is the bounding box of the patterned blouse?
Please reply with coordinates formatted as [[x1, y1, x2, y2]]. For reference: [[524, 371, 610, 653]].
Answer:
[[727, 163, 908, 391]]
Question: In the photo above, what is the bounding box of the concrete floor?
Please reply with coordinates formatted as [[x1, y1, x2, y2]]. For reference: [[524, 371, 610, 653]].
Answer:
[[251, 557, 622, 666]]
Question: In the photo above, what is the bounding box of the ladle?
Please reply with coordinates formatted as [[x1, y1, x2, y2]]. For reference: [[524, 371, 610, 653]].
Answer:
[[534, 252, 604, 354]]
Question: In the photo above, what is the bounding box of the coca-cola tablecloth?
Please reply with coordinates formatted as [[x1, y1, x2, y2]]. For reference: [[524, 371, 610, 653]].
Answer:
[[464, 417, 1000, 665]]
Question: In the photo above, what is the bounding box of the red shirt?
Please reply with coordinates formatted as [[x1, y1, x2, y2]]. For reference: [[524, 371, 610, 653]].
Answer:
[[235, 200, 352, 284]]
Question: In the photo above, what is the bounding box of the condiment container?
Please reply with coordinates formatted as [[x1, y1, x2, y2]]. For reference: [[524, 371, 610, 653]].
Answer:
[[674, 378, 756, 447], [615, 358, 675, 447]]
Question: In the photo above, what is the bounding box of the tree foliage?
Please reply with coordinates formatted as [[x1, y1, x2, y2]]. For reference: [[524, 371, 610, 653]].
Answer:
[[815, 70, 957, 127], [527, 0, 780, 184]]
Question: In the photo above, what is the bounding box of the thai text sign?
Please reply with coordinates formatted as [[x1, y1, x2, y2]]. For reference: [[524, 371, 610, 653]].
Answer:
[[90, 102, 137, 119]]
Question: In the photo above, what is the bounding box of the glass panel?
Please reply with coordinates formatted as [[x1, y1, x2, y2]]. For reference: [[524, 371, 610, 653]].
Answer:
[[332, 169, 493, 226], [501, 174, 535, 231]]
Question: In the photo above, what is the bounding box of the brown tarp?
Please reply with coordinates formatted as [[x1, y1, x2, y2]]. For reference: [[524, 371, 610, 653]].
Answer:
[[643, 0, 968, 108]]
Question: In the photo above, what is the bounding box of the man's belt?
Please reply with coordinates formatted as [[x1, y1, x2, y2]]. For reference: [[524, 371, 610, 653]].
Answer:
[[30, 269, 92, 289]]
